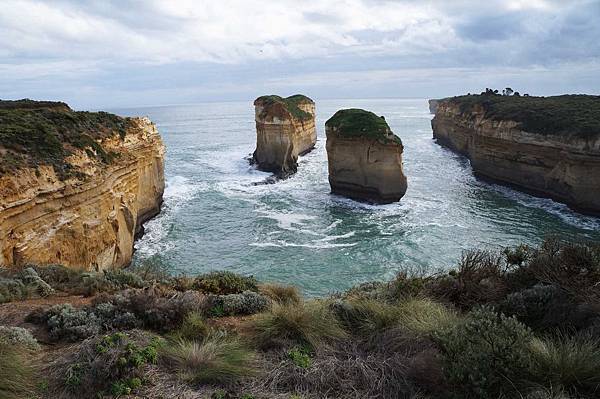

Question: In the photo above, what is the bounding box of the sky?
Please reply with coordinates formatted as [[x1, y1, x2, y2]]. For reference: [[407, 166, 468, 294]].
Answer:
[[1, 0, 599, 109]]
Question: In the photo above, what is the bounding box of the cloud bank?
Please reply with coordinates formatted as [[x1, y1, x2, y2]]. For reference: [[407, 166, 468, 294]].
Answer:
[[1, 0, 598, 108]]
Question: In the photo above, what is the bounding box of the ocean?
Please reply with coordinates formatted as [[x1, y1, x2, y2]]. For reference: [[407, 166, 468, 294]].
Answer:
[[111, 99, 600, 296]]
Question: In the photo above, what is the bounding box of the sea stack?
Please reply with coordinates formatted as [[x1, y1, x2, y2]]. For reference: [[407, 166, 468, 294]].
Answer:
[[0, 99, 165, 270], [431, 93, 600, 215], [325, 109, 407, 203], [252, 94, 316, 178]]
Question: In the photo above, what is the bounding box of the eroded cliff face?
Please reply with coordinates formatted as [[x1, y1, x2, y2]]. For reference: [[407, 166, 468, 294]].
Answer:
[[326, 109, 407, 203], [0, 112, 165, 270], [252, 95, 316, 178], [432, 100, 600, 215]]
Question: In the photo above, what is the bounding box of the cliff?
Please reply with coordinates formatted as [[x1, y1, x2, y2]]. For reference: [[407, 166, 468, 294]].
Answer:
[[252, 94, 316, 178], [431, 94, 600, 215], [428, 99, 440, 114], [0, 99, 165, 270], [325, 109, 407, 203]]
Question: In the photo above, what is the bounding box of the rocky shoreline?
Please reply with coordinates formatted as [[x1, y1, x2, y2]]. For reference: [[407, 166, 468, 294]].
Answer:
[[431, 94, 600, 215], [0, 100, 165, 270]]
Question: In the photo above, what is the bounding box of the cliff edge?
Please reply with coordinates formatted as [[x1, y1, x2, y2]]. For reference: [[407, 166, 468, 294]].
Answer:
[[325, 109, 407, 203], [252, 94, 316, 178], [431, 94, 600, 215], [0, 99, 165, 270]]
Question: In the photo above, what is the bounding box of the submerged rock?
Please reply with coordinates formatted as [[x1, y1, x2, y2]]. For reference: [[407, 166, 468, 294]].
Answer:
[[252, 94, 316, 178], [325, 109, 408, 203]]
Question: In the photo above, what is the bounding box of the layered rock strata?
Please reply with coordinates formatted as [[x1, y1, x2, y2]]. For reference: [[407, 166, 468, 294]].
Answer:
[[252, 95, 316, 178], [431, 94, 600, 215], [325, 109, 407, 203], [0, 100, 165, 270]]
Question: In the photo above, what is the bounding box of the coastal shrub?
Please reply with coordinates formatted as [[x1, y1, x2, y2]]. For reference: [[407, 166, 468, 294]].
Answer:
[[388, 271, 430, 299], [498, 284, 592, 331], [19, 267, 54, 297], [251, 301, 347, 350], [453, 250, 507, 308], [396, 298, 459, 336], [207, 291, 270, 316], [0, 341, 36, 399], [0, 326, 40, 350], [193, 271, 258, 295], [55, 331, 161, 398], [259, 283, 301, 305], [434, 306, 533, 398], [94, 288, 206, 332], [0, 277, 27, 303], [528, 334, 600, 396], [527, 239, 600, 305], [161, 335, 256, 384], [45, 303, 102, 341], [332, 298, 402, 335]]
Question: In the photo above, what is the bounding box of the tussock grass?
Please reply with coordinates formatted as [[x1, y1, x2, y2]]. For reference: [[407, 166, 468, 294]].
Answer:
[[529, 334, 600, 395], [396, 298, 460, 336], [170, 312, 209, 342], [161, 334, 257, 384], [251, 301, 347, 349], [0, 342, 36, 399], [334, 298, 403, 335], [259, 283, 301, 305]]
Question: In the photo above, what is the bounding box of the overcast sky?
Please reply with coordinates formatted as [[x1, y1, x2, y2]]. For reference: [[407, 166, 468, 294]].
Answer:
[[1, 0, 599, 109]]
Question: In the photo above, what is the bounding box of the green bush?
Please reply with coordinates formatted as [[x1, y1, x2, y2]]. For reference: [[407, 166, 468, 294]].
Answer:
[[161, 334, 256, 384], [287, 346, 312, 368], [56, 331, 161, 397], [434, 306, 533, 398], [251, 301, 347, 350], [528, 334, 600, 396], [0, 277, 28, 303], [193, 271, 258, 295]]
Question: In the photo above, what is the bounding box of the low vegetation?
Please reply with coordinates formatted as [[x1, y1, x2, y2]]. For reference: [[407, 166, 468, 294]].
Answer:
[[1, 237, 599, 398], [325, 108, 403, 144], [255, 94, 314, 121], [444, 93, 600, 137], [0, 99, 132, 177]]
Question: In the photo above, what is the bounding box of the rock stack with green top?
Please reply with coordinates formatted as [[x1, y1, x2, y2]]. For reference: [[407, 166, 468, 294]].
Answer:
[[252, 94, 316, 178], [325, 108, 407, 203]]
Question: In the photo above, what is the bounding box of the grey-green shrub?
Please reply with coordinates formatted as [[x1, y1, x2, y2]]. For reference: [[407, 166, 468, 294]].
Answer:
[[0, 326, 40, 350], [193, 271, 258, 295], [434, 306, 533, 398], [45, 304, 102, 341], [210, 291, 270, 316]]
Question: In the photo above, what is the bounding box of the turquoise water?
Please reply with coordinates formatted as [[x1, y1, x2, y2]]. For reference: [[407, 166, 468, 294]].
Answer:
[[112, 99, 600, 296]]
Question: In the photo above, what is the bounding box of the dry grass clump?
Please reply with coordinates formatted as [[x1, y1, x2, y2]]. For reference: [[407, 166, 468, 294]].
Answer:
[[259, 345, 417, 399], [161, 334, 257, 384], [0, 341, 37, 399], [251, 301, 347, 350], [259, 283, 302, 305]]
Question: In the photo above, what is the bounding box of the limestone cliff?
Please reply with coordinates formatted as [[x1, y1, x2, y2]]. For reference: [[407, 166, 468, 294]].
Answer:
[[252, 94, 316, 178], [0, 100, 165, 270], [325, 109, 407, 203], [431, 94, 600, 215], [428, 99, 440, 114]]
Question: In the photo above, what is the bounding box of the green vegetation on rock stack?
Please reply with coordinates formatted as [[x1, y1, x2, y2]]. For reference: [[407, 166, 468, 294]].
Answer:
[[326, 108, 402, 144], [0, 99, 133, 177], [447, 94, 600, 137], [255, 94, 314, 121]]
